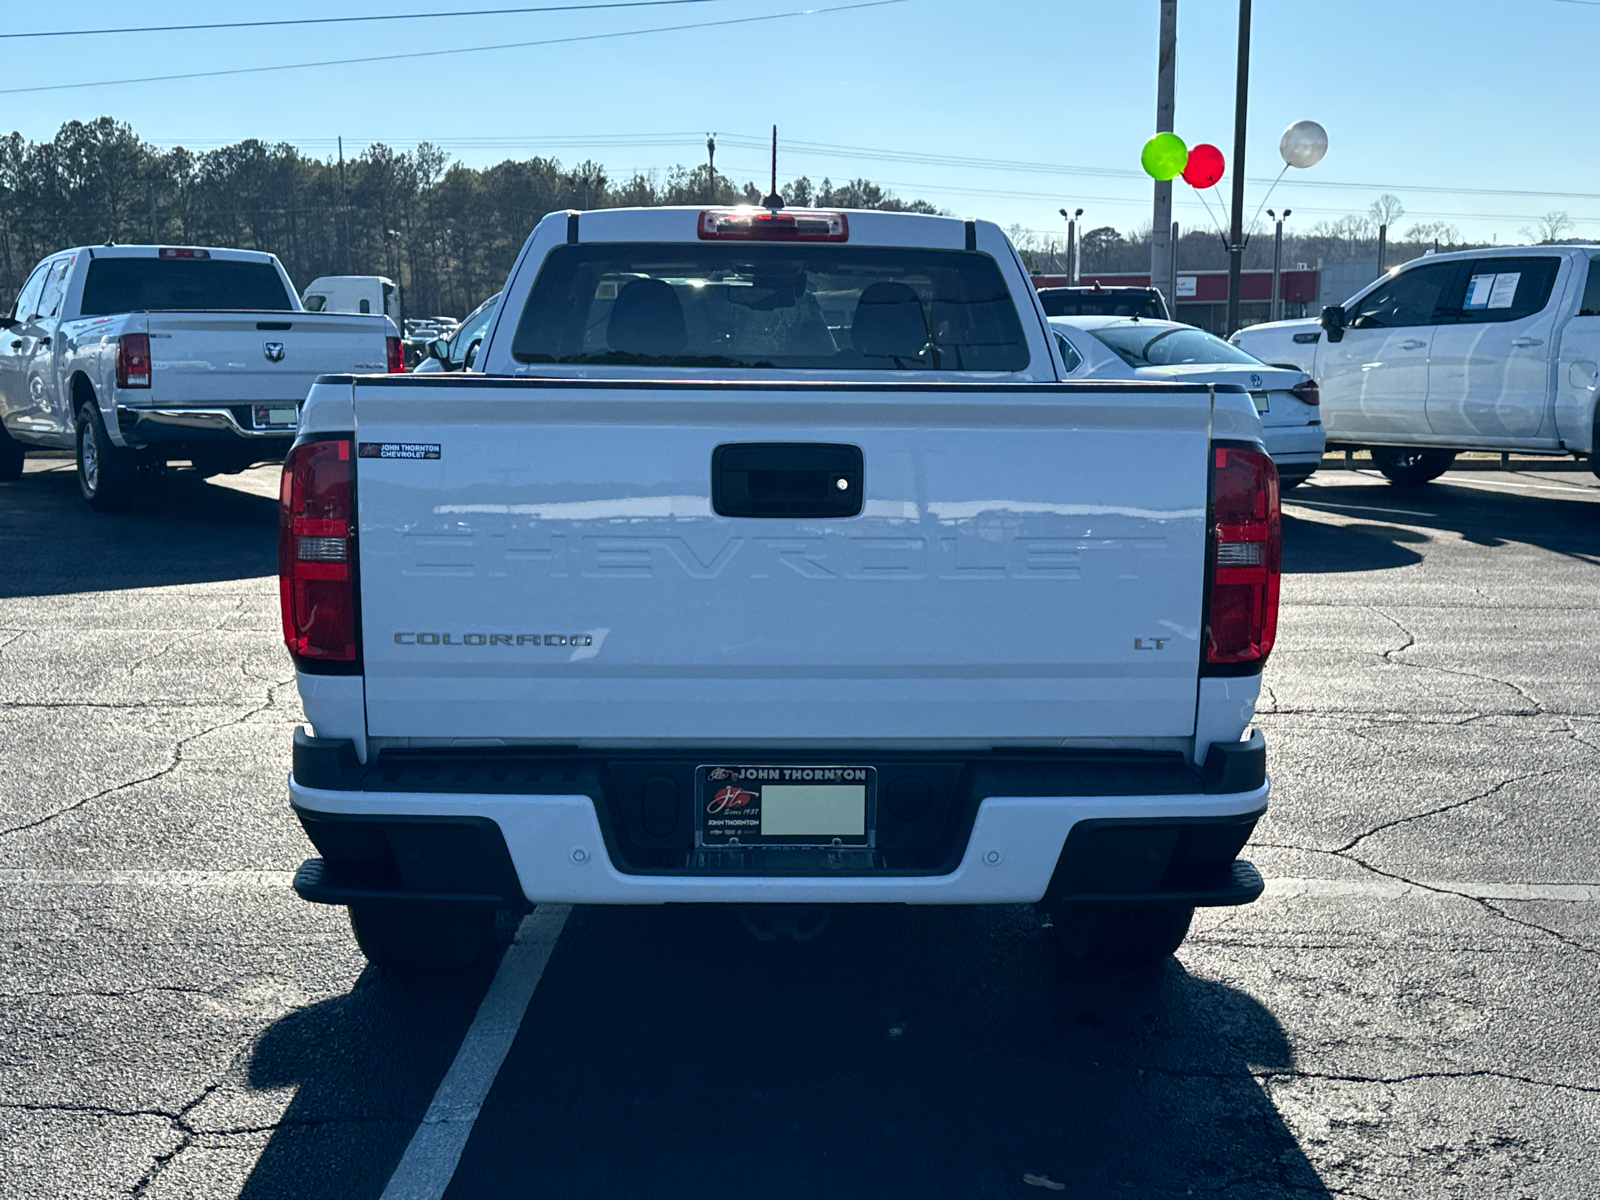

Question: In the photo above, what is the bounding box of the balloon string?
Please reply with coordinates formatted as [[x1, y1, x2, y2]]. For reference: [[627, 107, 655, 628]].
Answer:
[[1245, 165, 1290, 239], [1193, 185, 1230, 242]]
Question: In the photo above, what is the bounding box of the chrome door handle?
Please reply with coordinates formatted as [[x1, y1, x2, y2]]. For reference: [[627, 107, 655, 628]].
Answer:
[[1512, 337, 1544, 347], [1399, 340, 1426, 349]]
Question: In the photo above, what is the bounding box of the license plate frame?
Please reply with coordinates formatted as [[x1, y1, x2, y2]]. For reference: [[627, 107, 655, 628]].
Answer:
[[695, 765, 876, 850], [1249, 391, 1270, 414], [252, 403, 300, 431]]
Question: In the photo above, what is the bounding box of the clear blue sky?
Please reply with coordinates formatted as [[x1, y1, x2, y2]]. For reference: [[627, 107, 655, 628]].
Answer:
[[4, 0, 1595, 246]]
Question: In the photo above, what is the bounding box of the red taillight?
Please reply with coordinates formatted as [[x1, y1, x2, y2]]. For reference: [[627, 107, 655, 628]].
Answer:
[[1205, 444, 1280, 668], [386, 335, 405, 373], [278, 439, 358, 664], [116, 333, 151, 389], [1289, 379, 1320, 407], [158, 247, 209, 259], [697, 207, 848, 242]]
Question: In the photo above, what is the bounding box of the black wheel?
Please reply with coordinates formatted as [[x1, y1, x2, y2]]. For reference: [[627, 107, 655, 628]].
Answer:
[[0, 422, 23, 482], [75, 401, 140, 511], [1370, 446, 1456, 486], [1050, 902, 1194, 969], [348, 902, 496, 974]]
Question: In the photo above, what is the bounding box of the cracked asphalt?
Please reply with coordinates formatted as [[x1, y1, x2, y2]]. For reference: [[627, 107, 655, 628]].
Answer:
[[1, 452, 1597, 1199]]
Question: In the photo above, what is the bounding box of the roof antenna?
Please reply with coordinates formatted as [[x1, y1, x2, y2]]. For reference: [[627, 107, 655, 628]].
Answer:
[[763, 125, 783, 211]]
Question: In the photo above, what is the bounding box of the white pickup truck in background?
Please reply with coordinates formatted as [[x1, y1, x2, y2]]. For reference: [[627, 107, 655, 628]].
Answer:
[[1234, 244, 1600, 483], [280, 205, 1281, 973], [0, 245, 402, 509]]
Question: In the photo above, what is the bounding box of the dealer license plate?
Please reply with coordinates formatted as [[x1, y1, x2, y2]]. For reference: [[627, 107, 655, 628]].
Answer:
[[253, 404, 300, 430], [696, 765, 875, 849]]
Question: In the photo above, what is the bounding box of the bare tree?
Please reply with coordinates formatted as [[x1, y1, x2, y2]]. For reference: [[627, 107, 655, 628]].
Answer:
[[1368, 194, 1404, 229], [1522, 210, 1574, 244]]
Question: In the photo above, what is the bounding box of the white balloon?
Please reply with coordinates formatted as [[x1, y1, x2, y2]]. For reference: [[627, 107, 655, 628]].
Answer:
[[1279, 120, 1328, 169]]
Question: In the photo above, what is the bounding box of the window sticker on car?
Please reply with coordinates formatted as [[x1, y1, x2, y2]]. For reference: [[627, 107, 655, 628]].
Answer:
[[1465, 272, 1521, 311], [1487, 273, 1521, 309]]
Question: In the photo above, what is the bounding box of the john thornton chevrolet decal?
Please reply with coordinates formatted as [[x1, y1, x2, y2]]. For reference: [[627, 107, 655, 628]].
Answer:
[[358, 442, 441, 460]]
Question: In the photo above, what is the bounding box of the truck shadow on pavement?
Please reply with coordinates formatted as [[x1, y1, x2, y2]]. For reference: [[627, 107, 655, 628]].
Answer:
[[237, 905, 1329, 1200], [1284, 468, 1600, 567], [0, 462, 277, 597]]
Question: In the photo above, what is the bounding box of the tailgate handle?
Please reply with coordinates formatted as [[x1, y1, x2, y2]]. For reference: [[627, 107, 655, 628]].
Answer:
[[712, 442, 863, 518]]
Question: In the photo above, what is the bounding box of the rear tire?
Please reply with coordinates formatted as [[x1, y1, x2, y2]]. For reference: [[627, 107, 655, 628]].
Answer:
[[76, 401, 140, 511], [1050, 902, 1194, 969], [0, 422, 23, 482], [348, 902, 496, 974], [1370, 446, 1456, 486]]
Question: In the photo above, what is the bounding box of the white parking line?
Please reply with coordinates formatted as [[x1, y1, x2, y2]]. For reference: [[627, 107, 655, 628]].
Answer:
[[379, 904, 571, 1200], [1284, 498, 1437, 518], [1442, 476, 1598, 496], [1266, 876, 1597, 903]]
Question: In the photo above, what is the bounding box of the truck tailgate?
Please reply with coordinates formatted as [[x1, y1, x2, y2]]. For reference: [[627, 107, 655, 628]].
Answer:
[[351, 380, 1212, 745], [144, 311, 388, 403]]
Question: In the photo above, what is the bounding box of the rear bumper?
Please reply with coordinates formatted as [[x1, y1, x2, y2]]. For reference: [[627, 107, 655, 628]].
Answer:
[[115, 404, 296, 454], [1261, 424, 1326, 466], [287, 732, 1270, 907]]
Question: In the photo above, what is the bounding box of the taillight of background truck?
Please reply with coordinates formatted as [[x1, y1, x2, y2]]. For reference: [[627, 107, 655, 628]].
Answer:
[[1204, 444, 1280, 668], [386, 336, 405, 373], [697, 207, 849, 242], [1289, 379, 1320, 406], [116, 333, 151, 388], [278, 439, 358, 663]]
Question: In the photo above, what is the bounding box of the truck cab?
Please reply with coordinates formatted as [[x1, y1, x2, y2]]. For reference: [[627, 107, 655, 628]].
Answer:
[[1234, 246, 1600, 482]]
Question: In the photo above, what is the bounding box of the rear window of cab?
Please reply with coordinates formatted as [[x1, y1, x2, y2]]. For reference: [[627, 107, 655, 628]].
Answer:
[[511, 243, 1031, 372], [79, 258, 293, 315]]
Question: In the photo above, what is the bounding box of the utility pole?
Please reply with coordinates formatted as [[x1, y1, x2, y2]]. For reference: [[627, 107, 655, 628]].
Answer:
[[1268, 208, 1289, 321], [706, 133, 717, 202], [1150, 0, 1178, 306], [337, 135, 347, 276], [1376, 222, 1387, 278], [1224, 0, 1251, 336]]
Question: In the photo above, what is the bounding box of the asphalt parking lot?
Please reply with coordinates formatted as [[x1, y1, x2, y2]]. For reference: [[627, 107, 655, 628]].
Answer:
[[1, 452, 1597, 1199]]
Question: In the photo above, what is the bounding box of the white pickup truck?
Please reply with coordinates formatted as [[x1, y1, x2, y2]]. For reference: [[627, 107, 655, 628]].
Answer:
[[0, 245, 402, 509], [1234, 245, 1600, 483], [280, 205, 1281, 973]]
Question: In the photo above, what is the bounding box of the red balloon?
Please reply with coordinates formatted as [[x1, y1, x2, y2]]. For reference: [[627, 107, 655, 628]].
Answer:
[[1182, 143, 1225, 189]]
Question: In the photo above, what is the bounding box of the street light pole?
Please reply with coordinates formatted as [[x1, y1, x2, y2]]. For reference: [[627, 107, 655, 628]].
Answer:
[[1225, 0, 1251, 336], [1150, 0, 1178, 306], [1061, 208, 1083, 283]]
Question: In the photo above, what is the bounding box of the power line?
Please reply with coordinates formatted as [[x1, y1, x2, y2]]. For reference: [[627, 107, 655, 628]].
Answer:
[[0, 0, 741, 40], [0, 0, 906, 95]]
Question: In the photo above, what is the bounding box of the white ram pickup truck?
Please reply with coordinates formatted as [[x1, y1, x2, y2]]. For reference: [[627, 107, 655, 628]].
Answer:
[[0, 244, 402, 509], [280, 205, 1281, 972], [1234, 245, 1600, 484]]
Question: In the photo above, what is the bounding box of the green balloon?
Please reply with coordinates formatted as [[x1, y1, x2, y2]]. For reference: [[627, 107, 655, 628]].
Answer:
[[1141, 132, 1189, 181]]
